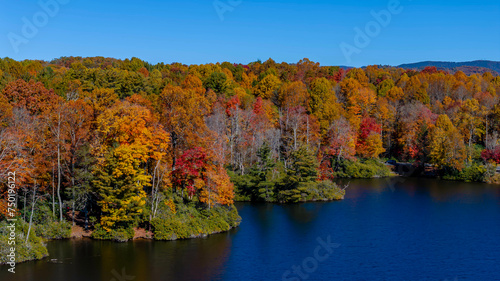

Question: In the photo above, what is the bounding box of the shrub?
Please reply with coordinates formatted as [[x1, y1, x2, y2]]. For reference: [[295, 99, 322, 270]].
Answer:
[[332, 159, 391, 178], [311, 180, 345, 201], [442, 163, 487, 182], [486, 173, 500, 184], [152, 203, 241, 241], [0, 219, 48, 264], [481, 147, 500, 164], [91, 224, 134, 242], [34, 221, 71, 239], [277, 180, 345, 203]]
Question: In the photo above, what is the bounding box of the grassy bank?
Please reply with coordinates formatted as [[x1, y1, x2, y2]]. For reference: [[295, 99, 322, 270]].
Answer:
[[151, 203, 241, 240], [91, 194, 241, 242], [324, 158, 393, 179], [440, 162, 500, 184]]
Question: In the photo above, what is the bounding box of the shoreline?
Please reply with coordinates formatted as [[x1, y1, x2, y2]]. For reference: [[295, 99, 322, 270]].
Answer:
[[68, 224, 241, 241]]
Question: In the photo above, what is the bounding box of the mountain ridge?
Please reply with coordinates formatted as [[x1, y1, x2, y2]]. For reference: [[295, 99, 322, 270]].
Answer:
[[397, 60, 500, 75]]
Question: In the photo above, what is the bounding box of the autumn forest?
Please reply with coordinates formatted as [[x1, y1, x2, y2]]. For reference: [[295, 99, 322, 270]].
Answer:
[[1, 57, 500, 262]]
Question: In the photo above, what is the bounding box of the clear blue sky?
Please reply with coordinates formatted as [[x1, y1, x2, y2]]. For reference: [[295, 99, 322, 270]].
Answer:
[[1, 0, 499, 67]]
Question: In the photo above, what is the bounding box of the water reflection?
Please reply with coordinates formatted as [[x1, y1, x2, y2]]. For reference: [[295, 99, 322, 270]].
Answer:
[[4, 231, 233, 281], [344, 177, 500, 205], [2, 178, 499, 281], [283, 203, 324, 223]]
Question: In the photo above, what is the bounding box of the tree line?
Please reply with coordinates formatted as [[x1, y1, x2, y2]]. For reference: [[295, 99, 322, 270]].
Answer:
[[0, 57, 499, 232]]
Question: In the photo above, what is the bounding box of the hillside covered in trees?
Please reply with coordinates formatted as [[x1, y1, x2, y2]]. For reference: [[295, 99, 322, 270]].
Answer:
[[398, 60, 500, 76], [1, 56, 500, 261]]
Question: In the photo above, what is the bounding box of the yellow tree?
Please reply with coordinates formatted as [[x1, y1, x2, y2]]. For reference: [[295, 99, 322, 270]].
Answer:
[[373, 97, 395, 148], [345, 68, 369, 86], [240, 72, 257, 90], [278, 81, 309, 109], [405, 75, 430, 104], [82, 88, 118, 122], [386, 86, 405, 103], [456, 99, 484, 161], [377, 78, 395, 97], [428, 114, 466, 169], [92, 101, 169, 231], [254, 74, 281, 99], [309, 77, 341, 132], [340, 78, 376, 129]]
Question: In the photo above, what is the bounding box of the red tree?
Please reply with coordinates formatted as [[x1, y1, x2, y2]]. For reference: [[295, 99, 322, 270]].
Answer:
[[482, 147, 500, 164], [172, 147, 208, 198]]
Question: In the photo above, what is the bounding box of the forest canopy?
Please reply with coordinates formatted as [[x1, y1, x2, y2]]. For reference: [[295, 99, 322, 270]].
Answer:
[[0, 57, 499, 240]]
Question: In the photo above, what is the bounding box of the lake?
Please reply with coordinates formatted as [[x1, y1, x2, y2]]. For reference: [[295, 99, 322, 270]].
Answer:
[[2, 178, 500, 281]]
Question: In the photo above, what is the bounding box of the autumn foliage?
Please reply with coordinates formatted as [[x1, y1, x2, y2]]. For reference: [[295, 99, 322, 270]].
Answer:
[[0, 56, 499, 224]]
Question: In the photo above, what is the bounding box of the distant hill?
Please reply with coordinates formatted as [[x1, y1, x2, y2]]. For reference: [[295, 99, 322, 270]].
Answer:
[[398, 60, 500, 75]]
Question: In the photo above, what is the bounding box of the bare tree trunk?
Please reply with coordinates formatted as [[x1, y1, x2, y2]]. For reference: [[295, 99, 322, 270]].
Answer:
[[52, 164, 55, 218], [150, 161, 159, 226], [72, 160, 75, 226], [154, 194, 161, 219], [26, 182, 37, 243], [23, 189, 27, 221], [293, 127, 297, 150], [151, 160, 168, 220], [57, 138, 63, 222], [57, 112, 63, 222]]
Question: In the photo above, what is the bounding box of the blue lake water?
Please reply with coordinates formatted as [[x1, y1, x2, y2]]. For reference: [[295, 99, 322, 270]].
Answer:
[[2, 178, 500, 281]]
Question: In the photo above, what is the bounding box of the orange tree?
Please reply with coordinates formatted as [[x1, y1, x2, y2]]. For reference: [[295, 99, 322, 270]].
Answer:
[[92, 101, 169, 231]]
